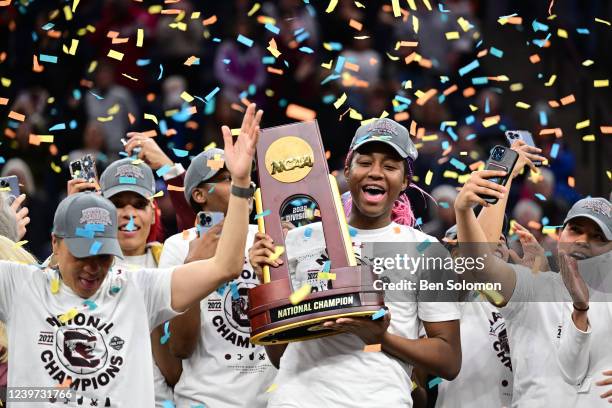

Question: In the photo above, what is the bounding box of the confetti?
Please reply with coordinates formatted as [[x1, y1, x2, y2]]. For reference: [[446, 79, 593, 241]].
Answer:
[[371, 308, 387, 320], [266, 383, 278, 393], [51, 279, 61, 294], [363, 344, 382, 352], [428, 377, 443, 389], [286, 104, 316, 121], [136, 29, 144, 47], [289, 284, 312, 305], [59, 308, 79, 323], [325, 0, 339, 13], [254, 209, 271, 220], [161, 401, 175, 408], [560, 94, 575, 105], [83, 300, 97, 310], [160, 321, 171, 344], [458, 59, 479, 76], [594, 79, 609, 88], [206, 159, 225, 170], [107, 50, 124, 61], [237, 34, 254, 48], [391, 0, 401, 17], [89, 241, 102, 255], [230, 282, 240, 300], [576, 119, 590, 130], [333, 93, 347, 109], [8, 111, 25, 122], [39, 54, 58, 63], [269, 246, 285, 261]]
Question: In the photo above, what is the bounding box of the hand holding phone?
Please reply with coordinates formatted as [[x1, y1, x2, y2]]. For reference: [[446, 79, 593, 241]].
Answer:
[[196, 211, 225, 236], [478, 145, 519, 205], [0, 175, 20, 202], [69, 154, 98, 183], [505, 130, 542, 167]]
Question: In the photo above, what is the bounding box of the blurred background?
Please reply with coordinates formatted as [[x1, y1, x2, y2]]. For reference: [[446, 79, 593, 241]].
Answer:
[[0, 0, 610, 259]]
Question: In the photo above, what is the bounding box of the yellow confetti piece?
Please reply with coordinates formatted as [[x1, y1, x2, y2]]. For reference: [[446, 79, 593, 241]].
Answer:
[[204, 142, 217, 151], [557, 28, 568, 38], [325, 0, 338, 13], [510, 83, 524, 92], [422, 0, 432, 11], [63, 5, 73, 21], [544, 75, 557, 87], [515, 101, 531, 109], [445, 31, 460, 40], [59, 307, 79, 323], [386, 52, 400, 61], [457, 17, 472, 32], [595, 18, 611, 26], [1, 77, 12, 87], [333, 93, 347, 109], [51, 278, 60, 294], [289, 284, 312, 305], [594, 79, 609, 88], [269, 246, 285, 262], [144, 113, 159, 125], [349, 109, 363, 120], [247, 2, 260, 16], [267, 38, 281, 58], [482, 115, 500, 128], [97, 116, 113, 122], [481, 289, 505, 306], [149, 190, 164, 199], [422, 134, 438, 142], [266, 383, 278, 393], [411, 380, 418, 391], [407, 0, 417, 11], [412, 15, 419, 34], [443, 170, 458, 179], [107, 49, 124, 61], [391, 0, 401, 17], [317, 272, 337, 280], [607, 171, 611, 180], [180, 91, 194, 103], [50, 162, 62, 173], [13, 240, 28, 247], [576, 119, 590, 130], [458, 174, 470, 184], [136, 28, 144, 47], [425, 170, 433, 186], [582, 59, 594, 66], [72, 0, 80, 12], [582, 135, 595, 142]]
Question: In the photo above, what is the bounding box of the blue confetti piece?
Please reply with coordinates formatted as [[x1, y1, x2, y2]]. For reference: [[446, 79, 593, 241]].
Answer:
[[485, 96, 490, 114], [160, 321, 171, 345], [295, 32, 310, 43], [204, 87, 220, 102], [321, 73, 341, 85], [472, 77, 488, 85], [534, 193, 546, 201], [83, 300, 97, 310], [490, 47, 504, 58], [237, 34, 254, 47], [172, 148, 188, 157], [126, 215, 136, 232], [156, 164, 172, 177], [136, 59, 151, 66], [84, 224, 105, 232], [416, 217, 423, 226], [447, 127, 458, 142], [428, 377, 443, 389], [158, 64, 164, 80], [550, 143, 559, 159], [532, 20, 549, 32], [576, 28, 590, 35], [466, 133, 476, 141], [416, 240, 432, 253], [335, 56, 346, 73], [265, 23, 280, 34], [465, 115, 475, 125], [441, 140, 450, 150], [119, 176, 136, 184], [542, 217, 550, 226], [299, 46, 314, 54], [216, 283, 227, 296], [348, 227, 358, 237], [110, 286, 121, 294], [439, 201, 450, 209], [212, 37, 222, 43], [539, 111, 548, 126], [248, 84, 256, 95], [89, 91, 103, 100], [42, 22, 55, 30], [322, 261, 331, 272], [304, 227, 313, 239], [230, 282, 239, 300], [545, 251, 553, 257], [75, 228, 95, 239], [458, 59, 479, 77], [49, 123, 66, 131], [326, 42, 343, 51], [438, 3, 449, 12], [0, 157, 4, 165], [449, 158, 467, 172], [371, 308, 387, 320], [254, 209, 271, 220], [394, 95, 412, 105], [39, 54, 58, 63], [322, 94, 335, 104], [223, 58, 231, 65], [162, 402, 175, 408], [208, 184, 216, 194], [89, 241, 102, 255], [262, 56, 276, 65]]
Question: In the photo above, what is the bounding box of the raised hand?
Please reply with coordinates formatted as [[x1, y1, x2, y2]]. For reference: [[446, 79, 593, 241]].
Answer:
[[508, 222, 550, 271], [510, 140, 547, 178], [10, 193, 30, 240], [455, 170, 508, 210], [558, 251, 589, 309], [124, 133, 173, 171], [222, 103, 263, 186]]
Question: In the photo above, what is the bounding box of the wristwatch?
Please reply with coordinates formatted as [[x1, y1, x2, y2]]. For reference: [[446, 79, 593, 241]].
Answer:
[[231, 181, 256, 198]]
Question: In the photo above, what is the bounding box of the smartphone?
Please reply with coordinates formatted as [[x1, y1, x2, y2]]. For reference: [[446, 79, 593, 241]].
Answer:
[[505, 130, 541, 166], [69, 154, 98, 183], [196, 211, 224, 235], [121, 137, 141, 155], [0, 175, 20, 202], [479, 145, 519, 205]]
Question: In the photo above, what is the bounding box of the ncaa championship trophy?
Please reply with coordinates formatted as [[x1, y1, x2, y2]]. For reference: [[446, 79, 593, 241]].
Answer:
[[248, 120, 384, 345]]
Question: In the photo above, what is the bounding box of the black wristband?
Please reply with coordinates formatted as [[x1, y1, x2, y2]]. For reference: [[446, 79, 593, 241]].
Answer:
[[231, 182, 255, 198], [573, 303, 589, 312]]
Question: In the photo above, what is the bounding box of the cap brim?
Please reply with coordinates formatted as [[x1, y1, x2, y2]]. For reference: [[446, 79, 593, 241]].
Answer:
[[102, 184, 152, 199], [563, 215, 612, 241], [352, 138, 409, 159], [65, 237, 124, 259]]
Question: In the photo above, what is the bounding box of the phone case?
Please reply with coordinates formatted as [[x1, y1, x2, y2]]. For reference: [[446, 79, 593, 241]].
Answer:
[[480, 146, 519, 205], [0, 175, 20, 200], [505, 130, 541, 166]]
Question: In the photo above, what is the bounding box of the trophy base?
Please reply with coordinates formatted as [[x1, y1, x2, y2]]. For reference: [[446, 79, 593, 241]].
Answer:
[[250, 307, 380, 345]]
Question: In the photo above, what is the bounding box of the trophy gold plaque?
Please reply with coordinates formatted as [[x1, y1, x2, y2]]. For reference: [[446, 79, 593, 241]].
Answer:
[[248, 120, 384, 345]]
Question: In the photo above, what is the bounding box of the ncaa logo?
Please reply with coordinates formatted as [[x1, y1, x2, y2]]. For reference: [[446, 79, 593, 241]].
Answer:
[[55, 327, 108, 375]]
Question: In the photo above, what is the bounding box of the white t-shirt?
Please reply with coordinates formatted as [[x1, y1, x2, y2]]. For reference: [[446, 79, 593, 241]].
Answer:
[[0, 260, 179, 407], [502, 264, 578, 407], [114, 247, 175, 408], [436, 299, 513, 408], [159, 225, 276, 408], [269, 222, 460, 408]]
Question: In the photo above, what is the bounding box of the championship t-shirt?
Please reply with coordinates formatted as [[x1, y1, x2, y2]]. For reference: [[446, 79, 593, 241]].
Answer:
[[0, 260, 179, 407], [435, 299, 513, 408], [114, 248, 175, 408], [269, 222, 460, 408], [159, 225, 276, 408]]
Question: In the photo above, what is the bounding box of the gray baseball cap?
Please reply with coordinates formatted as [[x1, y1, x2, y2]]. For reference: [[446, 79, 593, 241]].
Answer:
[[53, 192, 123, 258], [350, 118, 418, 161], [563, 197, 612, 241], [184, 148, 225, 203], [99, 158, 156, 199]]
